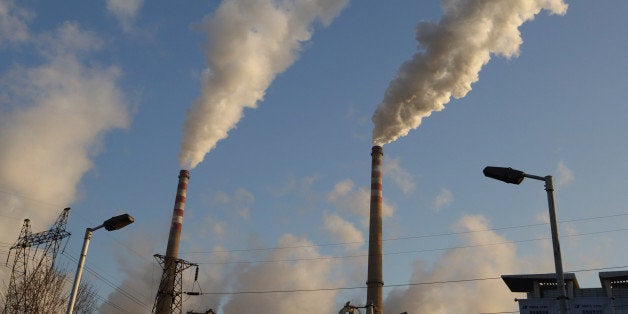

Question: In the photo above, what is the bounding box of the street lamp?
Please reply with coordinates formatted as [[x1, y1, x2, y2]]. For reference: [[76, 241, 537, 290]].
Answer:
[[66, 213, 135, 314], [483, 166, 568, 314]]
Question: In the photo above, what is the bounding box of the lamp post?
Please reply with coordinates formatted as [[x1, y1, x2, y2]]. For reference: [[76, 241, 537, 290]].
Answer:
[[483, 166, 568, 314], [66, 213, 135, 314]]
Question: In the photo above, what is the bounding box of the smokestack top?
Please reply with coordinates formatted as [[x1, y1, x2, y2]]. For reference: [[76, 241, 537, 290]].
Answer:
[[179, 169, 190, 179], [371, 145, 383, 156]]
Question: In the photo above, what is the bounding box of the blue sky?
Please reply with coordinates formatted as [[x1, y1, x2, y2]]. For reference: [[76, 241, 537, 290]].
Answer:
[[1, 0, 628, 313]]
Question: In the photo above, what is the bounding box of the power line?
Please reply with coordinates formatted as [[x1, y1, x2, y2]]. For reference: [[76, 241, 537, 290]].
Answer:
[[0, 186, 65, 209], [187, 264, 628, 297], [0, 186, 155, 311], [60, 251, 152, 312], [193, 226, 628, 265], [179, 212, 628, 256], [56, 267, 131, 314], [0, 185, 148, 262], [57, 204, 150, 262]]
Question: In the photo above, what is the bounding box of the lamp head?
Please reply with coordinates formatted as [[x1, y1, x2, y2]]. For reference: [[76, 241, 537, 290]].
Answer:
[[103, 213, 134, 231], [483, 166, 525, 185]]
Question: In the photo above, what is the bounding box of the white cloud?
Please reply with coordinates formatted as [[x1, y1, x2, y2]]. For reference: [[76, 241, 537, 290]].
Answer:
[[534, 211, 550, 224], [37, 21, 102, 58], [555, 161, 574, 187], [0, 0, 32, 46], [221, 234, 342, 313], [327, 179, 394, 227], [432, 188, 454, 212], [323, 212, 364, 252], [99, 231, 163, 313], [212, 221, 227, 238], [385, 215, 521, 313], [210, 188, 255, 220], [383, 157, 416, 194], [105, 0, 144, 33], [270, 175, 318, 198], [0, 21, 130, 246]]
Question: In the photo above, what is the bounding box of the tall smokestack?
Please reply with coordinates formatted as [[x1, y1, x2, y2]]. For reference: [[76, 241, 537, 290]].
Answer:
[[366, 146, 383, 313], [165, 169, 189, 259], [155, 170, 190, 314]]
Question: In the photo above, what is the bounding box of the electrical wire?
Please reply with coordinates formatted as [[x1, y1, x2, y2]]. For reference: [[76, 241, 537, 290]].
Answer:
[[193, 226, 628, 265], [179, 212, 628, 255], [0, 186, 148, 262], [186, 264, 628, 296], [4, 186, 628, 312], [57, 269, 131, 314], [60, 251, 152, 312]]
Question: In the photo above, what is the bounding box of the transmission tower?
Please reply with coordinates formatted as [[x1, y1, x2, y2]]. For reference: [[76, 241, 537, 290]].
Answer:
[[3, 207, 71, 313], [153, 254, 198, 314]]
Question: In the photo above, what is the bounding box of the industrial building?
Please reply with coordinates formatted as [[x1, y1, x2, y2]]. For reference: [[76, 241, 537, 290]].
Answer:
[[502, 271, 628, 313]]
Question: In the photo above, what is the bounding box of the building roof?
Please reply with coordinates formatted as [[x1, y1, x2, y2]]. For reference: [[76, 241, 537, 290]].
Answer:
[[599, 270, 628, 288], [501, 273, 579, 293]]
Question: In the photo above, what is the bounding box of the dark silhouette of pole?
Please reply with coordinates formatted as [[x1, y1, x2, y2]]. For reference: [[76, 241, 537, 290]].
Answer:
[[483, 166, 568, 313], [67, 213, 134, 314]]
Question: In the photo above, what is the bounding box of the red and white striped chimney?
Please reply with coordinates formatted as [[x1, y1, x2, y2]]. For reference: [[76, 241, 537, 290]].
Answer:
[[165, 169, 189, 259], [366, 145, 383, 313], [155, 169, 190, 314]]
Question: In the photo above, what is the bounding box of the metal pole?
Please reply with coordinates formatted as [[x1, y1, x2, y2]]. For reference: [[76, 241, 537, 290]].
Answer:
[[544, 176, 568, 314], [66, 228, 92, 314], [66, 225, 103, 314], [365, 302, 374, 314]]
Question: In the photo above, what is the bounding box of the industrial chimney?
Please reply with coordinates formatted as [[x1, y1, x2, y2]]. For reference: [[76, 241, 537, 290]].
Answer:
[[154, 170, 190, 314], [366, 146, 383, 313]]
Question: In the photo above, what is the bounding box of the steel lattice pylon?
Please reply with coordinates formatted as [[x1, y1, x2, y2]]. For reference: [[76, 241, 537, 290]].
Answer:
[[3, 219, 31, 313], [153, 254, 198, 314], [3, 208, 71, 314]]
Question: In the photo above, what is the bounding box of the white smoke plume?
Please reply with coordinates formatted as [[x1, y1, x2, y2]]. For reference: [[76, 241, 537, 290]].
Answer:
[[372, 0, 568, 146], [0, 20, 130, 246], [179, 0, 349, 169], [384, 215, 522, 314]]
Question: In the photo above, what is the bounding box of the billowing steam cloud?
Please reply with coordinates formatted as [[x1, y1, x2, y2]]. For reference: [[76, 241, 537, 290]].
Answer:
[[385, 215, 522, 313], [0, 19, 129, 252], [221, 234, 341, 313], [372, 0, 568, 146], [179, 0, 349, 169]]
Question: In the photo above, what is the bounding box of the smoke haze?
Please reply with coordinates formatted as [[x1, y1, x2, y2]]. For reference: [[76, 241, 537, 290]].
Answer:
[[372, 0, 568, 145], [221, 234, 341, 313], [385, 215, 522, 314], [0, 20, 130, 247], [178, 0, 349, 169]]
